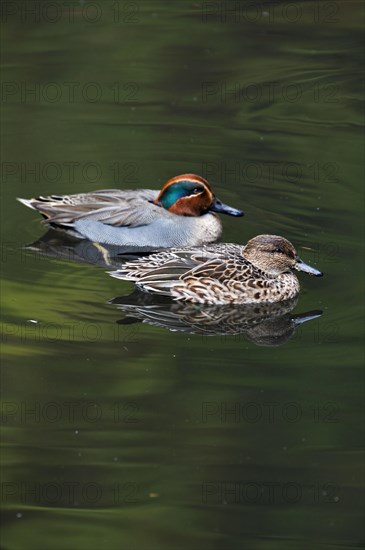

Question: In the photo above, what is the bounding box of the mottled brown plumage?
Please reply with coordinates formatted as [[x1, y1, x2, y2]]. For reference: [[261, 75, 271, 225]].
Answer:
[[109, 235, 323, 305]]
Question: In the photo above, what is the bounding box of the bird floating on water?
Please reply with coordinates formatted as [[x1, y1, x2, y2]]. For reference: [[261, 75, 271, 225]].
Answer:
[[109, 235, 323, 305], [17, 174, 243, 248]]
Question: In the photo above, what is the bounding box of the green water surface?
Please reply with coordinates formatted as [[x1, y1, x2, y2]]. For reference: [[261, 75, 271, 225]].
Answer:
[[1, 1, 364, 549]]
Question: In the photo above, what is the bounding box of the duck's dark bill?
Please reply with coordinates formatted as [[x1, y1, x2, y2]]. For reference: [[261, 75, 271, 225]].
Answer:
[[295, 259, 323, 277], [209, 197, 244, 217]]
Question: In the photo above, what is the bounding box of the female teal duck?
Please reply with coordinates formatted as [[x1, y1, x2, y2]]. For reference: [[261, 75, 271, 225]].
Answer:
[[17, 174, 243, 248], [109, 235, 323, 305]]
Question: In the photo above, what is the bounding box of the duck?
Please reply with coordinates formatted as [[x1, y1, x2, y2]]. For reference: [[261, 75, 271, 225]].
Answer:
[[109, 235, 323, 305], [17, 174, 243, 248]]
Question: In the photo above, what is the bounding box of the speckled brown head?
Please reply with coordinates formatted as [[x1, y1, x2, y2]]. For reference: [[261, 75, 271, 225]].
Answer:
[[153, 174, 243, 217], [243, 235, 323, 277]]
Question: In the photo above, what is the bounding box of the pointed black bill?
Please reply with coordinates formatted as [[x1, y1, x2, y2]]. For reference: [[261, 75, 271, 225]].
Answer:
[[209, 197, 243, 217]]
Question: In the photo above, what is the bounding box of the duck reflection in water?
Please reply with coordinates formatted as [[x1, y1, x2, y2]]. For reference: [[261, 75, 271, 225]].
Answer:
[[110, 291, 322, 347], [21, 229, 155, 267]]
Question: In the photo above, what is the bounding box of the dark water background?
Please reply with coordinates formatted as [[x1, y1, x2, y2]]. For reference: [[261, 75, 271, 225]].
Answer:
[[1, 1, 364, 549]]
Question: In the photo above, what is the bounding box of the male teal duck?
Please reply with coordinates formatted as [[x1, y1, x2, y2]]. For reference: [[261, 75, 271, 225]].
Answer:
[[109, 235, 323, 305], [17, 174, 243, 248]]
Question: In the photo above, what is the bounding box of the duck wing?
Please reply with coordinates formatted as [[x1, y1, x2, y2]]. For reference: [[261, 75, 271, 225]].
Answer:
[[110, 251, 199, 285], [110, 244, 246, 296], [17, 189, 160, 228], [186, 256, 252, 282]]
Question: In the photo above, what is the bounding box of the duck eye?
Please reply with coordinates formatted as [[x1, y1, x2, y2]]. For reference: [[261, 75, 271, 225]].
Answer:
[[273, 248, 282, 253], [192, 187, 201, 194]]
